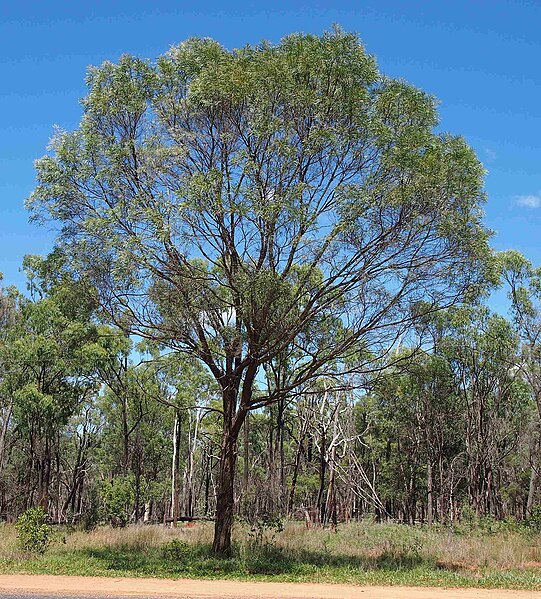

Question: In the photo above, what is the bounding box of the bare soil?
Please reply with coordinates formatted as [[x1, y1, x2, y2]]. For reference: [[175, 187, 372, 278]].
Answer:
[[0, 575, 539, 599]]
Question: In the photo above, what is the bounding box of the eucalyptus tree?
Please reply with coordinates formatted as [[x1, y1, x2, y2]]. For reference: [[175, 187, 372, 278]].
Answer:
[[0, 256, 99, 512], [95, 357, 162, 522], [0, 276, 20, 490], [441, 308, 530, 518], [28, 29, 491, 552], [500, 250, 541, 512], [141, 352, 217, 523], [370, 348, 461, 524], [500, 251, 541, 416]]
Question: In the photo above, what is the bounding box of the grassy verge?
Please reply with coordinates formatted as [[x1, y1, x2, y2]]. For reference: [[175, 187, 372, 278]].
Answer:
[[0, 521, 540, 590]]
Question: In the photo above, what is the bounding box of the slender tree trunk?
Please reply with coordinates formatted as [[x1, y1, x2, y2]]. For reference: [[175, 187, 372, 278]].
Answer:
[[55, 448, 62, 523], [278, 398, 286, 508], [36, 436, 52, 511], [170, 411, 181, 525], [134, 453, 141, 523], [63, 427, 87, 518], [325, 442, 337, 528], [427, 460, 434, 526], [243, 412, 249, 493], [316, 429, 327, 524], [143, 500, 152, 523], [38, 454, 51, 510], [324, 405, 339, 528], [120, 390, 130, 476], [527, 461, 538, 516], [0, 400, 13, 477], [204, 452, 211, 517], [288, 429, 306, 517], [185, 409, 200, 518]]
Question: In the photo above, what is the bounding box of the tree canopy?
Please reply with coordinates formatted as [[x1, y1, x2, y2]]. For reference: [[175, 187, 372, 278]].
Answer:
[[27, 28, 492, 553]]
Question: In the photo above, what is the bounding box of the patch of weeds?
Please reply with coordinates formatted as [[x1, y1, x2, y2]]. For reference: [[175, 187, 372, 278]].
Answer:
[[244, 514, 284, 549], [1, 522, 541, 590], [244, 545, 289, 575], [161, 539, 190, 561]]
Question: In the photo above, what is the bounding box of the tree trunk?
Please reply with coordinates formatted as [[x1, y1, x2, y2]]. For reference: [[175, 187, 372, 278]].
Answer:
[[212, 426, 239, 554], [288, 430, 306, 517], [0, 400, 13, 477], [316, 429, 327, 524], [134, 454, 141, 523], [527, 461, 538, 516], [243, 412, 249, 493], [121, 391, 130, 476], [212, 364, 256, 555], [278, 398, 286, 508], [184, 409, 200, 518], [427, 460, 434, 526], [143, 500, 152, 523], [170, 410, 181, 525], [38, 454, 51, 510], [325, 440, 337, 528], [204, 452, 211, 517]]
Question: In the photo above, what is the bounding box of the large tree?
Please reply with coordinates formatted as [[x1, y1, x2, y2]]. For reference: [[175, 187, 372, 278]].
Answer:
[[28, 29, 491, 553], [0, 256, 99, 513], [440, 308, 530, 518], [500, 250, 541, 512]]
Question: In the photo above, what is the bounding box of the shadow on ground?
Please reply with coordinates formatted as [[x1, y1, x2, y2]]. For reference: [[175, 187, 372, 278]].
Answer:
[[79, 543, 435, 578]]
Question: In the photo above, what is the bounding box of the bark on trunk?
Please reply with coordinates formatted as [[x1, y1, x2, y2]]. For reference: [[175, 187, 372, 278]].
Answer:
[[316, 429, 327, 524], [0, 400, 13, 477], [278, 399, 285, 507], [170, 410, 181, 525], [287, 430, 306, 517], [243, 412, 249, 493], [184, 409, 200, 518], [38, 453, 51, 511], [527, 460, 538, 516], [212, 364, 256, 554], [212, 427, 238, 554], [427, 460, 434, 526]]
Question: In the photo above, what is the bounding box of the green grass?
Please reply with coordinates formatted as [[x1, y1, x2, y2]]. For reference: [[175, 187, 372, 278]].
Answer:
[[0, 521, 540, 590]]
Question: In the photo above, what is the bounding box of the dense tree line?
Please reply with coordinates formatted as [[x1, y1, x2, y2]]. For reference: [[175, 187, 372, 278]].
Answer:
[[1, 252, 540, 533], [1, 29, 537, 554]]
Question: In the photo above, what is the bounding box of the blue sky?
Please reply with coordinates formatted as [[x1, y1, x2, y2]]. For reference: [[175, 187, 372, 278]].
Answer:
[[1, 0, 540, 293]]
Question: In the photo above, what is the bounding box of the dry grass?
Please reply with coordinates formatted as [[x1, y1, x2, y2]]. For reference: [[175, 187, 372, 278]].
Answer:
[[62, 522, 204, 551], [0, 523, 19, 560], [60, 520, 541, 570], [1, 520, 540, 589], [266, 521, 541, 570], [3, 520, 540, 570]]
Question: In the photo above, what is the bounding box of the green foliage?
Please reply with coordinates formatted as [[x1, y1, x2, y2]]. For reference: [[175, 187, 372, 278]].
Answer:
[[28, 27, 492, 397], [524, 506, 541, 533], [245, 515, 284, 549], [2, 522, 541, 590], [161, 539, 190, 561], [25, 30, 494, 559], [14, 26, 534, 559], [15, 507, 51, 554], [458, 504, 478, 531], [99, 476, 135, 527]]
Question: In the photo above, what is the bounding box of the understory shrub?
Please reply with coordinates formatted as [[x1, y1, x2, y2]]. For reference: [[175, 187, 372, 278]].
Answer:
[[99, 475, 135, 527], [16, 506, 51, 554], [161, 538, 190, 561]]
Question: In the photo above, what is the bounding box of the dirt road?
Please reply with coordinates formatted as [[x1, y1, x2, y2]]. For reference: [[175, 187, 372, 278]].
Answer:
[[0, 575, 539, 599]]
